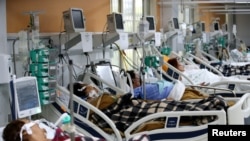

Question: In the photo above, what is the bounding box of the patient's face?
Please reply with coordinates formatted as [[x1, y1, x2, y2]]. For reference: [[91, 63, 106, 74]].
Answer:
[[84, 85, 99, 100], [132, 73, 141, 88], [177, 62, 185, 72], [21, 120, 49, 141]]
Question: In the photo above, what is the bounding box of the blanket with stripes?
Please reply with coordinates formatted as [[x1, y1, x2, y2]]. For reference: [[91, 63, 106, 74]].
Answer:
[[91, 93, 228, 132]]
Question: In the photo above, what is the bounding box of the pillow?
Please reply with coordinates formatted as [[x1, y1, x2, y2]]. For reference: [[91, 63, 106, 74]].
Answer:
[[168, 80, 185, 101], [162, 55, 169, 72], [89, 93, 117, 110]]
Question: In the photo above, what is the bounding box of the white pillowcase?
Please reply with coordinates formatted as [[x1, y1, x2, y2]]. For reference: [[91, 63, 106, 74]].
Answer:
[[168, 80, 186, 101]]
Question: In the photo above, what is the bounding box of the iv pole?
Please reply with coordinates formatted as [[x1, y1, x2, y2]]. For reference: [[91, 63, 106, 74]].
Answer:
[[68, 59, 75, 141], [140, 0, 149, 100]]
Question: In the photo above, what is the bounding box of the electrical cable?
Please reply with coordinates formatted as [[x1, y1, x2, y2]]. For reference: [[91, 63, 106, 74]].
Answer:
[[112, 42, 128, 70], [87, 53, 91, 64], [12, 38, 18, 75], [64, 53, 78, 80], [121, 53, 139, 70], [102, 22, 108, 59]]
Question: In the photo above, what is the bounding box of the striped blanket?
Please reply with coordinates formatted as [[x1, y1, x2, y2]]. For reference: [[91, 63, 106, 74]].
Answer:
[[91, 93, 228, 132], [206, 62, 250, 76]]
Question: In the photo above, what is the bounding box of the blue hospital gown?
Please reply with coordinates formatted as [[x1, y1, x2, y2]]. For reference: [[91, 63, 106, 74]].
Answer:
[[133, 80, 174, 100]]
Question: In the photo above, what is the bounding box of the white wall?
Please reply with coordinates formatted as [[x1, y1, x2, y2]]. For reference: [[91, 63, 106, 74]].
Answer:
[[235, 14, 250, 46], [0, 0, 10, 127], [0, 0, 7, 54]]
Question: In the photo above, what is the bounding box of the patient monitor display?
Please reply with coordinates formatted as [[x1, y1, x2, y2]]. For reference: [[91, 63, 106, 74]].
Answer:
[[214, 22, 219, 31], [63, 8, 86, 33], [107, 12, 124, 33], [95, 62, 117, 89], [201, 22, 205, 32], [167, 17, 179, 31], [173, 18, 179, 29], [146, 16, 155, 32], [13, 76, 41, 118]]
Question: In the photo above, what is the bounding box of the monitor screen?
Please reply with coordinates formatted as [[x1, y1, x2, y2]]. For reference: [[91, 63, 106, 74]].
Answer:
[[201, 22, 205, 32], [95, 64, 117, 89], [214, 22, 219, 31], [115, 13, 124, 30], [173, 18, 179, 29], [14, 76, 41, 118], [222, 23, 227, 32], [146, 16, 155, 31], [72, 9, 85, 29], [63, 8, 85, 33]]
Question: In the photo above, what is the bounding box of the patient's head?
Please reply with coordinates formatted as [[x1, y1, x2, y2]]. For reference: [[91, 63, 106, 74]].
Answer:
[[237, 46, 243, 52], [126, 70, 141, 88], [3, 119, 47, 141], [167, 57, 185, 72], [67, 82, 99, 100], [3, 120, 25, 141]]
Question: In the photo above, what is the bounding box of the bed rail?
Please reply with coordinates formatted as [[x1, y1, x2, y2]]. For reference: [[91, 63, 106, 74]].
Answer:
[[186, 52, 224, 76], [125, 110, 226, 141], [54, 84, 123, 141], [82, 71, 127, 95], [227, 93, 250, 124]]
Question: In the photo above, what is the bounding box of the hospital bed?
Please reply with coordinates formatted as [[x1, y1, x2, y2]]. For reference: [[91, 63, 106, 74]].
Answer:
[[183, 48, 250, 77], [130, 46, 250, 95], [150, 46, 225, 78], [42, 66, 250, 141], [160, 58, 250, 94], [155, 49, 250, 93], [188, 51, 250, 76], [76, 60, 133, 95], [41, 83, 250, 141]]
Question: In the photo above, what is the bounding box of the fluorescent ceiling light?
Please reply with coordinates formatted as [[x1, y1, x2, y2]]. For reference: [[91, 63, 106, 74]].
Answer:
[[158, 0, 235, 5], [235, 0, 250, 3], [205, 9, 250, 12], [216, 12, 250, 14], [158, 0, 250, 5]]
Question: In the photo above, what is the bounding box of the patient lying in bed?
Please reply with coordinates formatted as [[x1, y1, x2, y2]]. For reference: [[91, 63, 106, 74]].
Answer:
[[126, 70, 209, 101], [2, 118, 105, 141], [167, 57, 250, 92], [68, 82, 229, 134]]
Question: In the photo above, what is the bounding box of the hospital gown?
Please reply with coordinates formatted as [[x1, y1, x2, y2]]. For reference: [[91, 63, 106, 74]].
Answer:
[[133, 80, 174, 100]]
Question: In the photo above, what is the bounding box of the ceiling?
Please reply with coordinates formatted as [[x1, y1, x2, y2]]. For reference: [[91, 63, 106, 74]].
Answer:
[[159, 0, 250, 14]]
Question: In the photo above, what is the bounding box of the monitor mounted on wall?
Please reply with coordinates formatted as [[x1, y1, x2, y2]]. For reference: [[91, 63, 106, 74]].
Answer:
[[173, 18, 179, 30], [214, 22, 219, 31], [63, 8, 86, 33], [107, 12, 124, 33], [146, 16, 156, 32], [201, 22, 205, 32]]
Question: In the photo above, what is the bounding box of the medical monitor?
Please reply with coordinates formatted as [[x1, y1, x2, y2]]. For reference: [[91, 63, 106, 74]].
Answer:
[[201, 22, 205, 32], [63, 8, 86, 33], [212, 21, 220, 31], [107, 12, 124, 33], [146, 16, 155, 32], [173, 18, 179, 29], [13, 76, 41, 118], [222, 23, 227, 32], [95, 62, 117, 89], [214, 22, 219, 31]]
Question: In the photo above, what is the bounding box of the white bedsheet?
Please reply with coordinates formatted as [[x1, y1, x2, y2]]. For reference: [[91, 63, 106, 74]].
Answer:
[[182, 69, 221, 85], [168, 80, 186, 101], [182, 68, 250, 92], [0, 126, 4, 141], [229, 62, 250, 67]]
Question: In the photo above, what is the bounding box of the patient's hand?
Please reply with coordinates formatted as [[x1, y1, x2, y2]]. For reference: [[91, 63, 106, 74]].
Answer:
[[166, 97, 174, 101], [199, 82, 210, 86]]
